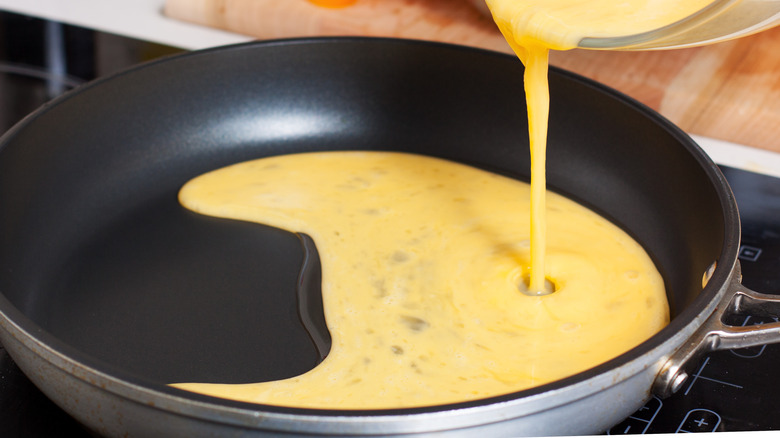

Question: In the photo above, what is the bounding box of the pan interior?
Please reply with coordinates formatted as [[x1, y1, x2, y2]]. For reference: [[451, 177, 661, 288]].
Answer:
[[0, 39, 730, 394]]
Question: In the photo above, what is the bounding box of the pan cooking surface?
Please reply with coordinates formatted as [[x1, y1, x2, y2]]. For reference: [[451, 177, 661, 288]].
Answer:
[[36, 197, 329, 384]]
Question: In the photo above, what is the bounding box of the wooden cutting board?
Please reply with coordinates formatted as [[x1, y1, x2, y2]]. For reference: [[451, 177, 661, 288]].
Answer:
[[164, 0, 780, 152]]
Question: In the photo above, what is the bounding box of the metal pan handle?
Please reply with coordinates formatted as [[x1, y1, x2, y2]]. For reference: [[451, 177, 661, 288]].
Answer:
[[653, 262, 780, 398]]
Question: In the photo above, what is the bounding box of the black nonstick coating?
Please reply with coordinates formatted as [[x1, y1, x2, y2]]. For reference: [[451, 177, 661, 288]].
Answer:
[[0, 38, 736, 397]]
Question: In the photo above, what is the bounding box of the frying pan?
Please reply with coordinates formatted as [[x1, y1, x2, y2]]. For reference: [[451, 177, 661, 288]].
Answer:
[[1, 37, 780, 437]]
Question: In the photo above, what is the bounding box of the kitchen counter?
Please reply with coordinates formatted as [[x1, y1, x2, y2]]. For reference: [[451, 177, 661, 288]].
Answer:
[[0, 0, 249, 49], [1, 0, 779, 178]]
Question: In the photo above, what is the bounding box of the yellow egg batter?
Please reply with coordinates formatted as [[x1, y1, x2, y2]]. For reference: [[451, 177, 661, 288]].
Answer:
[[173, 151, 668, 409], [486, 0, 716, 52], [485, 0, 714, 292]]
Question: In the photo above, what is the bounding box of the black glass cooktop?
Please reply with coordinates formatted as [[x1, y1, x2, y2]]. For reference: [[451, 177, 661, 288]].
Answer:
[[1, 10, 779, 437], [608, 164, 780, 435]]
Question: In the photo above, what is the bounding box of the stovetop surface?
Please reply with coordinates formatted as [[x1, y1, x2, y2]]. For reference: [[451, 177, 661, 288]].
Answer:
[[1, 10, 779, 437], [608, 164, 780, 433]]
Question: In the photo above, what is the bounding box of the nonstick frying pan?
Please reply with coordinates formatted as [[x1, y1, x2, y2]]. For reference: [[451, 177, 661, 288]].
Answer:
[[1, 37, 780, 437]]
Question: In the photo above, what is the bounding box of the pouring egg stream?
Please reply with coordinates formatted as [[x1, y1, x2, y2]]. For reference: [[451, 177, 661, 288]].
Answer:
[[168, 0, 720, 408], [486, 0, 714, 293]]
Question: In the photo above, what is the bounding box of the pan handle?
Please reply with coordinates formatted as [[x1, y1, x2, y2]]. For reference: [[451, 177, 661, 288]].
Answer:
[[653, 262, 780, 398]]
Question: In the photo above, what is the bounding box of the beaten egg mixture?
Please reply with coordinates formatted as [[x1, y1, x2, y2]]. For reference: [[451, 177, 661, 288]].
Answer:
[[174, 151, 668, 408], [485, 0, 714, 292]]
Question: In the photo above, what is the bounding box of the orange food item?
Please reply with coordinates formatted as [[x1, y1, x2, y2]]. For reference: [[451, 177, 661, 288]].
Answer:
[[307, 0, 358, 8]]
